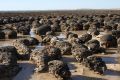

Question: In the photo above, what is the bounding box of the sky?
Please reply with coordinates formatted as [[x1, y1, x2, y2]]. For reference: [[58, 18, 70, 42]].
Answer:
[[0, 0, 120, 11]]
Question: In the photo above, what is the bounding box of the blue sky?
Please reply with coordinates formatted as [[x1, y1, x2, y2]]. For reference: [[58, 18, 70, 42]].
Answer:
[[0, 0, 120, 11]]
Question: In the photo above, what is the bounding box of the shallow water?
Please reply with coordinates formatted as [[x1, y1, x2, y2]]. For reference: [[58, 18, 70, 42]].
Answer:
[[34, 43, 45, 49], [30, 28, 36, 37]]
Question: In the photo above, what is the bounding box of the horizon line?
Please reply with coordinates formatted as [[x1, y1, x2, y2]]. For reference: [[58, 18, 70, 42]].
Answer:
[[0, 8, 120, 12]]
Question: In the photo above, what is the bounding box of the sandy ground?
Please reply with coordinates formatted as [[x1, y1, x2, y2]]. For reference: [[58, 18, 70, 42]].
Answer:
[[0, 30, 120, 80]]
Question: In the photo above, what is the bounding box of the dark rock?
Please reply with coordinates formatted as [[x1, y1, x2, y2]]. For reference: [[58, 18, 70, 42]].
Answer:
[[0, 46, 20, 78], [48, 60, 71, 80], [36, 24, 51, 36], [0, 31, 5, 39], [13, 40, 31, 60], [84, 56, 107, 74], [54, 41, 72, 55], [79, 33, 92, 43], [72, 44, 92, 62], [2, 29, 17, 39], [30, 46, 62, 72]]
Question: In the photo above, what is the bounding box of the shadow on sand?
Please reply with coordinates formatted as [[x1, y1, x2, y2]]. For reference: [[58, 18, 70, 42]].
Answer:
[[13, 62, 35, 80], [72, 75, 105, 80], [62, 56, 77, 70], [63, 56, 77, 63], [105, 69, 120, 76], [102, 56, 118, 64]]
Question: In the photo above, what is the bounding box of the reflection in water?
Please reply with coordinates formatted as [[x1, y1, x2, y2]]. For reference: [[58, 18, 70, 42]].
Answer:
[[57, 33, 66, 41], [30, 28, 45, 49], [35, 43, 45, 49], [30, 28, 36, 37], [57, 33, 66, 38]]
